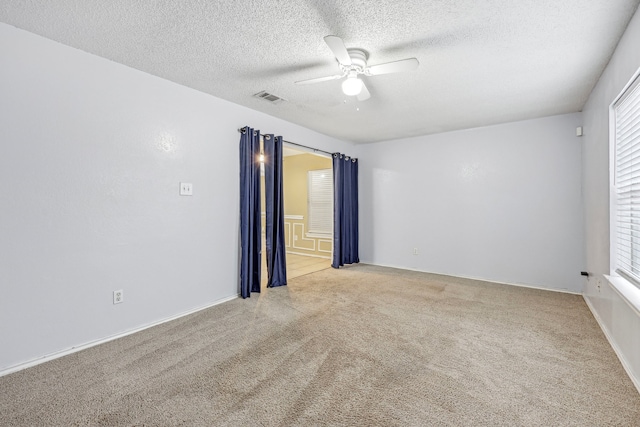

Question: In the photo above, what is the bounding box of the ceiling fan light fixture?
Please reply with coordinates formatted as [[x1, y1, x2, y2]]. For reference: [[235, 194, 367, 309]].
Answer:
[[342, 76, 363, 96], [295, 36, 418, 102]]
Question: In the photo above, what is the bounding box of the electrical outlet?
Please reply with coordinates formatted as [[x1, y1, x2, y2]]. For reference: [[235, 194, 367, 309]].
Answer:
[[179, 182, 193, 196], [113, 290, 124, 304], [413, 248, 419, 255]]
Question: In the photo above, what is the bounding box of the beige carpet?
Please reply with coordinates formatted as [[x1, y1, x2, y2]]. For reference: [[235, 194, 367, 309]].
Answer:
[[1, 264, 639, 426]]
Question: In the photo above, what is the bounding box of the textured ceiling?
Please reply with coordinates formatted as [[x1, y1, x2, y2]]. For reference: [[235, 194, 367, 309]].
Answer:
[[1, 1, 639, 144]]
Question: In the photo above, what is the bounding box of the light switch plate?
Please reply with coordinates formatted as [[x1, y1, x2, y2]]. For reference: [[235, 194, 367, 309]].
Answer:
[[180, 182, 193, 196]]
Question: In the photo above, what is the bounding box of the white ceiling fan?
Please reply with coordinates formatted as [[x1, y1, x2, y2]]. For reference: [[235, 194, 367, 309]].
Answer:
[[295, 35, 419, 101]]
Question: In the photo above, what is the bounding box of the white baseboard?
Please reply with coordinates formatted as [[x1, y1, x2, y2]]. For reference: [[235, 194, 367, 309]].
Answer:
[[583, 295, 640, 395], [0, 294, 238, 378], [286, 251, 331, 260], [364, 262, 581, 295]]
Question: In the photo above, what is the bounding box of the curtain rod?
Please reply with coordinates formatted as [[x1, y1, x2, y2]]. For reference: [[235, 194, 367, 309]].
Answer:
[[237, 127, 334, 157]]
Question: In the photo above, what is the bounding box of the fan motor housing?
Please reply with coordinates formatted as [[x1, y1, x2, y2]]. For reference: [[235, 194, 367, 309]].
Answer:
[[346, 48, 368, 72]]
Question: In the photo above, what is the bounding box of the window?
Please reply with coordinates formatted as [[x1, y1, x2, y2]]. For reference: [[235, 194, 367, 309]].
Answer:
[[613, 73, 640, 286], [308, 169, 333, 236]]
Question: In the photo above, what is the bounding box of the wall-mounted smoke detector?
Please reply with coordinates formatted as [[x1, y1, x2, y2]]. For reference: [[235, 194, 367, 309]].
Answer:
[[253, 91, 286, 104]]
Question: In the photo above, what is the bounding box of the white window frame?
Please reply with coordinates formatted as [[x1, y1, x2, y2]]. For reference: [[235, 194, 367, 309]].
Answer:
[[611, 69, 640, 289], [307, 169, 333, 237]]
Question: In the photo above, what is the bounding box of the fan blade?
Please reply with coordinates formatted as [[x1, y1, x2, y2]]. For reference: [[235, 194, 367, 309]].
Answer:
[[367, 58, 419, 76], [295, 74, 344, 85], [324, 35, 352, 66], [357, 81, 371, 101]]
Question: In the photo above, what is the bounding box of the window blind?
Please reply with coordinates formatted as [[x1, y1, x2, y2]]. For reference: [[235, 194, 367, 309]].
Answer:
[[614, 75, 640, 285], [308, 169, 333, 235]]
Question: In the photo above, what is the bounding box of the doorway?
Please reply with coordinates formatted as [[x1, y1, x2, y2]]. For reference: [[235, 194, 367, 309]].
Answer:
[[260, 144, 332, 286]]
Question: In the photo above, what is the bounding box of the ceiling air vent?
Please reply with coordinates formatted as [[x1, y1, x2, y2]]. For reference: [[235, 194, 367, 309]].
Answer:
[[253, 91, 285, 104]]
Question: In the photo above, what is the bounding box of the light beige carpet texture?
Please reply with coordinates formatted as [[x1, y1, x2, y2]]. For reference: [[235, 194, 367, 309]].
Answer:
[[1, 264, 639, 426]]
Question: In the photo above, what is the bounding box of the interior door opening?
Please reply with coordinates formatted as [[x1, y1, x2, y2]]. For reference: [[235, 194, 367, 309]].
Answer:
[[260, 143, 333, 287]]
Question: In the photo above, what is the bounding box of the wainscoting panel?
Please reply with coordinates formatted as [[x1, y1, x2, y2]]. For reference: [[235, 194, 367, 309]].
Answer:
[[318, 239, 332, 254], [284, 215, 331, 259], [293, 223, 315, 251]]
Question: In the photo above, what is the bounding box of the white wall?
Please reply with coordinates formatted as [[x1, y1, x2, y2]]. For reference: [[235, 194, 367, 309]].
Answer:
[[581, 7, 640, 390], [359, 113, 584, 293], [0, 23, 353, 372]]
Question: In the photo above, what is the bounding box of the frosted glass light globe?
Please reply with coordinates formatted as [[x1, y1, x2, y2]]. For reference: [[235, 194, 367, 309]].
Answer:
[[342, 77, 363, 96]]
